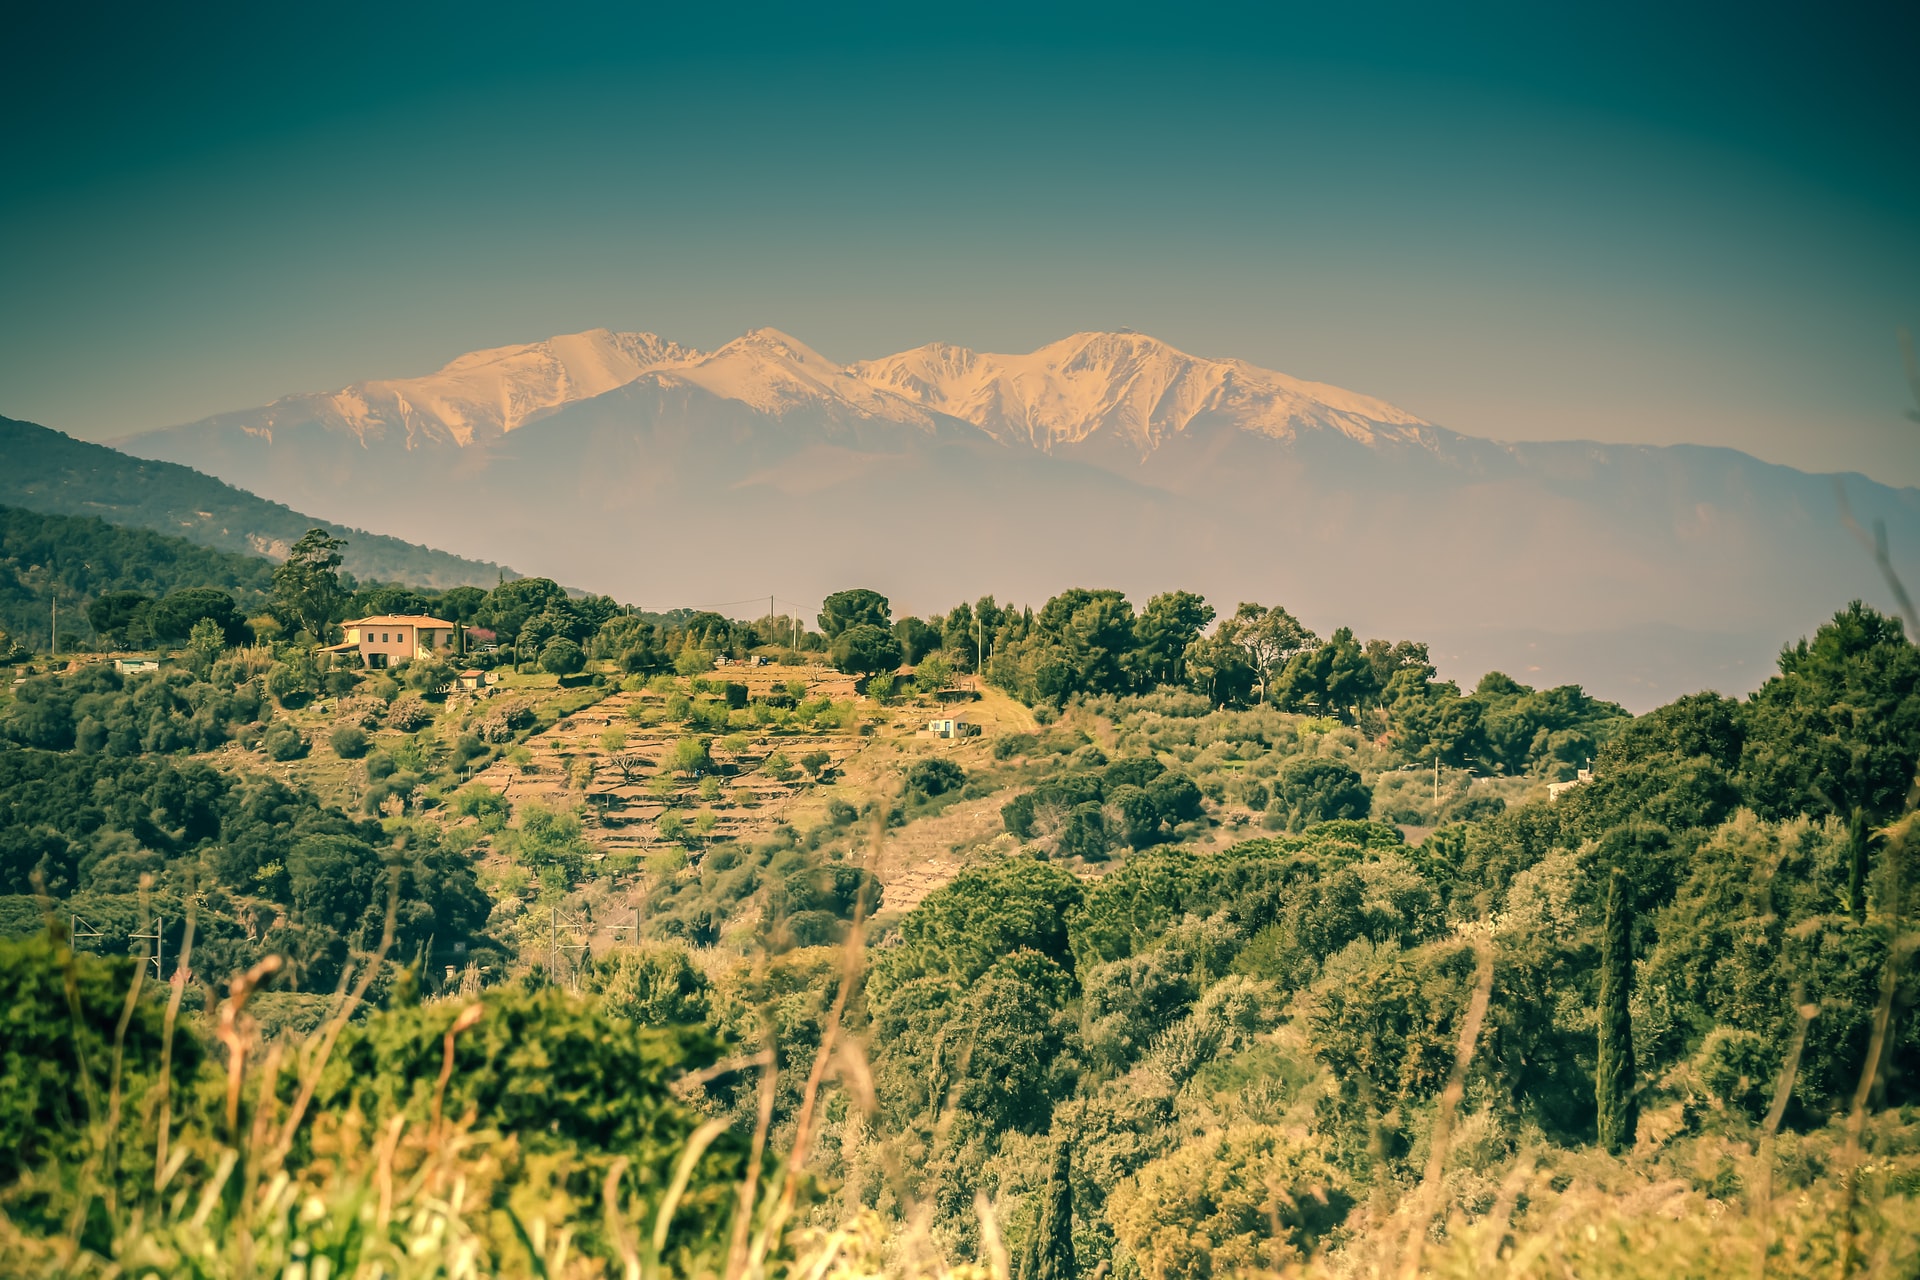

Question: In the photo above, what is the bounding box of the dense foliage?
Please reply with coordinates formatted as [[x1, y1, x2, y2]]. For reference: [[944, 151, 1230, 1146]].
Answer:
[[0, 503, 275, 651], [0, 746, 496, 987]]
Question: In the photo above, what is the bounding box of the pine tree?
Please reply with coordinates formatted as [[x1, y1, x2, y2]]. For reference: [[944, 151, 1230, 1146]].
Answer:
[[1595, 866, 1638, 1154], [1847, 805, 1870, 921], [1035, 1137, 1075, 1280]]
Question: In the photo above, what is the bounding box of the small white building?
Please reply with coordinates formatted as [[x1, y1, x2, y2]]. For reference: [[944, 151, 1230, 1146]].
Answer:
[[923, 717, 981, 740], [115, 658, 160, 675], [1547, 767, 1594, 802]]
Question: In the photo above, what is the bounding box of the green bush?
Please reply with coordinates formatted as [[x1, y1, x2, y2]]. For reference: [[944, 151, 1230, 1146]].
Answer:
[[329, 724, 370, 758], [261, 721, 309, 761]]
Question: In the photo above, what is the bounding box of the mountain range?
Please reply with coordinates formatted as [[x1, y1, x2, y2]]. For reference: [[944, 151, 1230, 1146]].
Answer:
[[117, 327, 1920, 708]]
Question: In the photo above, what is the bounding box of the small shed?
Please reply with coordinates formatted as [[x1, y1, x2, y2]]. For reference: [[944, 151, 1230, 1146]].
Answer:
[[115, 658, 160, 675], [924, 718, 981, 740], [457, 669, 487, 691]]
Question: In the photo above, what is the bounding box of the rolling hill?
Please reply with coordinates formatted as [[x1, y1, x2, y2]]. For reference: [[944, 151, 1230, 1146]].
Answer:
[[119, 328, 1920, 708], [0, 415, 515, 589]]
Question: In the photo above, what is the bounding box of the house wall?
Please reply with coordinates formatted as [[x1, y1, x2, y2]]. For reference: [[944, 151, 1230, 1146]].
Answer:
[[347, 625, 455, 666]]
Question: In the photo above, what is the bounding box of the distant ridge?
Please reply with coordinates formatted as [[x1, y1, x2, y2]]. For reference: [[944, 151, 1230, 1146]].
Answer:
[[0, 415, 515, 589], [113, 327, 1920, 707]]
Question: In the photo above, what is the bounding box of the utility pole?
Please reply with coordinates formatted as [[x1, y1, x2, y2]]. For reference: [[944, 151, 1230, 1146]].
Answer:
[[50, 598, 56, 656], [130, 915, 164, 980], [1433, 755, 1440, 806], [71, 914, 102, 951]]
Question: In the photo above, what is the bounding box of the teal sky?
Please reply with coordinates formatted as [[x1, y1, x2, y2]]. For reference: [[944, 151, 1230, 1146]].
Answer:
[[3, 1, 1917, 483]]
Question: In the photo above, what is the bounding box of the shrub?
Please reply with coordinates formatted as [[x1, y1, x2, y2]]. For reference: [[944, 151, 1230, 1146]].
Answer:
[[262, 722, 309, 761], [386, 697, 433, 732], [1271, 757, 1371, 831], [1107, 1124, 1352, 1275], [907, 757, 965, 797], [538, 637, 586, 675], [329, 725, 370, 758]]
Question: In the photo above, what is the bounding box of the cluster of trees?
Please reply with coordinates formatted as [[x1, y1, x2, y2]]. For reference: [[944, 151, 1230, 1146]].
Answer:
[[0, 748, 497, 989], [0, 662, 269, 756], [834, 601, 1919, 1271], [0, 504, 274, 652], [814, 584, 1628, 778]]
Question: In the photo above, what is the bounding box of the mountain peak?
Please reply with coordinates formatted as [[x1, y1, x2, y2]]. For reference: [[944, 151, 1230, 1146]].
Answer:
[[849, 329, 1431, 452]]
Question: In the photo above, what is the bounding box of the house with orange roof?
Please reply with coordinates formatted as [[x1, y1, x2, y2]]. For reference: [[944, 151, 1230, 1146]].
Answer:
[[328, 615, 460, 668]]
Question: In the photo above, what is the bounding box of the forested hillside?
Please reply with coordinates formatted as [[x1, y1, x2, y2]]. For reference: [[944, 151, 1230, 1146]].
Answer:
[[0, 504, 277, 650], [0, 414, 515, 589], [0, 576, 1914, 1278]]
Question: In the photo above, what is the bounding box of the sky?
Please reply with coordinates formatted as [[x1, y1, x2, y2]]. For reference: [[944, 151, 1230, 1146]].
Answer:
[[3, 0, 1917, 484]]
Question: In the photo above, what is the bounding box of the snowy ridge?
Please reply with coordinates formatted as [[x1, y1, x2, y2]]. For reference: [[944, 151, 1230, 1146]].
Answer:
[[170, 326, 1437, 456], [244, 328, 696, 448], [847, 331, 1436, 453], [651, 328, 944, 426]]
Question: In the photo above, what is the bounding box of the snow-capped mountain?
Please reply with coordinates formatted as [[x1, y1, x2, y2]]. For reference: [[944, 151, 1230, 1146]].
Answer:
[[847, 330, 1438, 455], [208, 328, 695, 450], [115, 325, 1920, 706]]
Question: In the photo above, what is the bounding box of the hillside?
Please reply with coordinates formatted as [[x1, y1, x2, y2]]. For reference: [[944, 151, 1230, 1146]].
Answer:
[[0, 414, 516, 589], [121, 328, 1920, 707], [0, 504, 280, 650]]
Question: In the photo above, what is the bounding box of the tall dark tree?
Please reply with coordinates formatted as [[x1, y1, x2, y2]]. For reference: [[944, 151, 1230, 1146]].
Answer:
[[1035, 1136, 1075, 1280], [1132, 590, 1214, 688], [1595, 866, 1638, 1154], [817, 588, 892, 639], [272, 528, 348, 643], [830, 623, 903, 678]]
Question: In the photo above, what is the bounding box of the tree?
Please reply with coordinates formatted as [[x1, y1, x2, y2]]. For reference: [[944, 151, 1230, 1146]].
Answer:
[[1107, 1125, 1352, 1276], [830, 623, 902, 677], [86, 590, 153, 648], [913, 653, 954, 694], [271, 528, 348, 642], [1216, 602, 1316, 704], [1595, 866, 1637, 1154], [1847, 805, 1872, 921], [668, 735, 713, 776], [149, 587, 247, 645], [1133, 590, 1214, 688], [587, 945, 710, 1026], [1271, 758, 1371, 831], [1741, 601, 1920, 823], [538, 637, 586, 675], [893, 616, 942, 664], [1273, 626, 1376, 718], [474, 577, 568, 646], [186, 617, 227, 660], [1033, 1138, 1075, 1280], [818, 589, 892, 639]]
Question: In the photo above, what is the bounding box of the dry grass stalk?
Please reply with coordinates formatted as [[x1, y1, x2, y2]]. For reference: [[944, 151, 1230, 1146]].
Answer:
[[152, 901, 197, 1192], [1396, 934, 1495, 1280]]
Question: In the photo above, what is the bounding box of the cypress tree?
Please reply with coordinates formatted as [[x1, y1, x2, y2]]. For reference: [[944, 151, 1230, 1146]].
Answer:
[[1847, 805, 1870, 921], [1595, 867, 1638, 1154], [1035, 1137, 1075, 1280]]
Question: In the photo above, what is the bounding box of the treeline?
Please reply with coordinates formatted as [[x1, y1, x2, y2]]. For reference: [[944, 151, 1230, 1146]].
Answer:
[[0, 504, 276, 652], [0, 748, 497, 989]]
